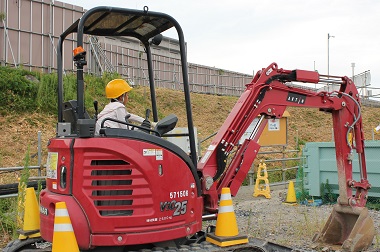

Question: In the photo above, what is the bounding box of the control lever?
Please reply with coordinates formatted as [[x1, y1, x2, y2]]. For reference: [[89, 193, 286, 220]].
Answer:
[[145, 109, 151, 120], [93, 100, 98, 120], [125, 114, 131, 122], [141, 109, 151, 130]]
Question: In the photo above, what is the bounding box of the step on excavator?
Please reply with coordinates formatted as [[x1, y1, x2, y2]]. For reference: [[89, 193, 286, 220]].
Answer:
[[4, 5, 375, 252]]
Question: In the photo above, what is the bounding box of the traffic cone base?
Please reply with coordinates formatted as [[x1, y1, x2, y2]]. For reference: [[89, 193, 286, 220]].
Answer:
[[282, 201, 298, 206], [18, 187, 41, 239], [206, 188, 248, 247], [283, 181, 297, 206], [206, 232, 249, 247]]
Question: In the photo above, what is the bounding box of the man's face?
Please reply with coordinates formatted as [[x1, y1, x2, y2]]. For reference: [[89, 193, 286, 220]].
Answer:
[[123, 92, 129, 105]]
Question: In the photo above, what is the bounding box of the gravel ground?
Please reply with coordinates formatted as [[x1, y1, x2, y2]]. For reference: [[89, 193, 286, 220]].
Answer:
[[215, 185, 380, 252]]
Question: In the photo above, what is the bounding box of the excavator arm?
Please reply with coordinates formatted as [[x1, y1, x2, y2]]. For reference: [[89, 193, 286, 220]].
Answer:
[[198, 63, 374, 251]]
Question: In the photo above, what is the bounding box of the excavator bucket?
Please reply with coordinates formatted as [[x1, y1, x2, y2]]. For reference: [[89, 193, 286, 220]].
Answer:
[[314, 204, 375, 252]]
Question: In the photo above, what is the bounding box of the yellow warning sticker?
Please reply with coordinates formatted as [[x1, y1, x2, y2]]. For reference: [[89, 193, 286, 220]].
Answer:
[[46, 152, 58, 179]]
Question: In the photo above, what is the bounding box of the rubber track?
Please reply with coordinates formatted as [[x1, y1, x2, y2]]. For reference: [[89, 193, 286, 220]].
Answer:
[[2, 238, 299, 252], [125, 238, 294, 252]]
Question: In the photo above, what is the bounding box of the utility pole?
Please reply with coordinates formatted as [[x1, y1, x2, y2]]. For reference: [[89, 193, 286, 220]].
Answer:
[[327, 33, 335, 91], [314, 60, 317, 89]]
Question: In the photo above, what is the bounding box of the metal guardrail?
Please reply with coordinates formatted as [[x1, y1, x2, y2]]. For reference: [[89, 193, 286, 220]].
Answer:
[[0, 131, 46, 199], [362, 99, 380, 108], [0, 180, 46, 199], [247, 145, 302, 187]]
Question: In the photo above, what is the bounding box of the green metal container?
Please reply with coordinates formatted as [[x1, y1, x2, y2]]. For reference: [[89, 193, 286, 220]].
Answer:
[[302, 141, 380, 198]]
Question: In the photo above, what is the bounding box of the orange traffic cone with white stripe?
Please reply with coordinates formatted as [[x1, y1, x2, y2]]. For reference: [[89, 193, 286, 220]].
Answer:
[[52, 202, 79, 252], [206, 187, 248, 247]]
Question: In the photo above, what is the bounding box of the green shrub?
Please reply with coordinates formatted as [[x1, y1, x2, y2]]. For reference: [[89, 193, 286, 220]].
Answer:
[[320, 179, 338, 204], [0, 66, 123, 114], [0, 67, 39, 113], [35, 72, 121, 114], [0, 148, 32, 241], [0, 198, 17, 238], [367, 197, 380, 210], [37, 73, 58, 112]]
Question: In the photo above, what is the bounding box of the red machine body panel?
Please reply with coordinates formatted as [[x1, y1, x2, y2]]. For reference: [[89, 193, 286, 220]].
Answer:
[[40, 136, 203, 248], [39, 191, 91, 249]]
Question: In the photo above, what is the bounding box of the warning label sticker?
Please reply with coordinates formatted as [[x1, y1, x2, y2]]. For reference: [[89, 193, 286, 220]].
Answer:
[[46, 152, 58, 179], [143, 149, 156, 156], [143, 149, 164, 160], [156, 149, 163, 160], [268, 119, 280, 131]]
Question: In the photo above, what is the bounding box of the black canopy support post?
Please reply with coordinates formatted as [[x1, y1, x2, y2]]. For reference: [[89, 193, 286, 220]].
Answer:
[[57, 19, 79, 123], [76, 15, 86, 119], [144, 42, 158, 122], [172, 23, 197, 167], [76, 65, 85, 119], [57, 36, 64, 123]]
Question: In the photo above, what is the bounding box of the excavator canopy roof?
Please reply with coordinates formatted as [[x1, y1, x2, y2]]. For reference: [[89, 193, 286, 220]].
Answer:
[[63, 6, 174, 43]]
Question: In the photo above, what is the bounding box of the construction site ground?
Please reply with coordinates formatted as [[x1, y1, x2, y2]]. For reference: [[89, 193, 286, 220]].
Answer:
[[228, 185, 380, 252]]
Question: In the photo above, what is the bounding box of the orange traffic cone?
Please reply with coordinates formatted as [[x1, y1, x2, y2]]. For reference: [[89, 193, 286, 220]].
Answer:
[[18, 187, 41, 239], [283, 181, 297, 206], [206, 187, 248, 247], [52, 202, 79, 252]]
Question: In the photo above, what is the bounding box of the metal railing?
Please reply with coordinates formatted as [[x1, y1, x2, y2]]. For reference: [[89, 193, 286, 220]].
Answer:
[[247, 146, 302, 187], [198, 131, 302, 187], [0, 131, 46, 199]]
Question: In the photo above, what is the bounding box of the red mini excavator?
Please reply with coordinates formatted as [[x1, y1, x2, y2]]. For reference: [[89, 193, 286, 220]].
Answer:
[[5, 5, 375, 252]]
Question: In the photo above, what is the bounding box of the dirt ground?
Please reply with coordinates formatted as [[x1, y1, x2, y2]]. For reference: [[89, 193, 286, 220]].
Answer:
[[228, 185, 380, 251]]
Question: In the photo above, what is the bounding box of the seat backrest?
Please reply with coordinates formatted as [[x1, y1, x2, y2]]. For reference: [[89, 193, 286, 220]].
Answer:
[[63, 100, 90, 134]]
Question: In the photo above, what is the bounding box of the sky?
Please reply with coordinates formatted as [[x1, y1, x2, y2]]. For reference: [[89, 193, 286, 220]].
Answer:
[[61, 0, 380, 96]]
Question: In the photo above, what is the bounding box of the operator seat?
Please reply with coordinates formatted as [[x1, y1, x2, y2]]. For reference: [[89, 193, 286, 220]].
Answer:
[[63, 100, 90, 134]]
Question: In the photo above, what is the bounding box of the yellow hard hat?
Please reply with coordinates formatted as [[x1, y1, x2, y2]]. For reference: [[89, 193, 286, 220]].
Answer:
[[105, 79, 132, 99], [375, 127, 380, 134]]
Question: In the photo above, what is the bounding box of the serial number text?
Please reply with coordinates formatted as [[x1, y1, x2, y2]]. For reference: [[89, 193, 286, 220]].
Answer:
[[169, 190, 188, 199]]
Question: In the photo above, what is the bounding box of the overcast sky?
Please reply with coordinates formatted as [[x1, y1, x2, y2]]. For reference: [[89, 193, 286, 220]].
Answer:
[[62, 0, 380, 93]]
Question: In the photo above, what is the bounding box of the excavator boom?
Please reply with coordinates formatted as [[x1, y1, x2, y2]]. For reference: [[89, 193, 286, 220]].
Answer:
[[198, 63, 374, 251]]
